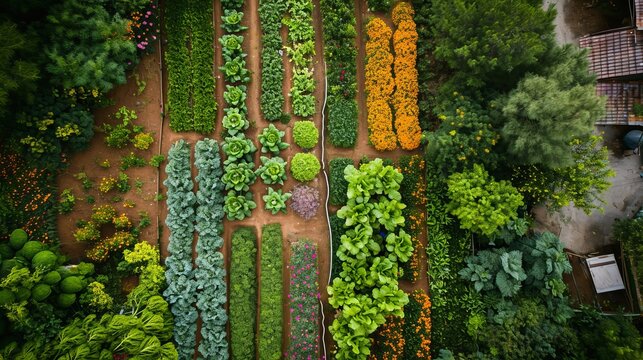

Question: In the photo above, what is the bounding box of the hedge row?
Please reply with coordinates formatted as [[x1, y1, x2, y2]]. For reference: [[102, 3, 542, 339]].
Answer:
[[329, 214, 345, 281], [229, 227, 257, 359], [165, 0, 216, 133], [329, 157, 353, 206], [162, 140, 198, 359], [286, 240, 320, 359], [258, 223, 284, 360], [259, 0, 287, 121], [193, 139, 228, 359], [398, 155, 426, 282], [321, 0, 358, 147]]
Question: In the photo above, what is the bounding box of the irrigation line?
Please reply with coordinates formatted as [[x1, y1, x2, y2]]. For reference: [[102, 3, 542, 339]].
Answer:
[[319, 61, 331, 360]]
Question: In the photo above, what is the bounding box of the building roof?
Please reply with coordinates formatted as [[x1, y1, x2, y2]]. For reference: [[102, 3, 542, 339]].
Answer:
[[596, 81, 643, 125], [579, 29, 643, 80], [637, 0, 643, 30]]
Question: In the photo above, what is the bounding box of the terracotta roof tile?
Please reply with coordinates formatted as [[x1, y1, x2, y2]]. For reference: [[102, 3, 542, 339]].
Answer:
[[579, 29, 643, 80]]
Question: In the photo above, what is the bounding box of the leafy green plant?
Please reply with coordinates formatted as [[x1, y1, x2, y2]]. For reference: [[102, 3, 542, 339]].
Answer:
[[116, 172, 130, 193], [285, 0, 316, 118], [120, 152, 147, 170], [149, 154, 165, 167], [290, 153, 320, 182], [329, 158, 353, 206], [131, 132, 154, 150], [327, 98, 358, 148], [224, 191, 256, 221], [255, 156, 287, 185], [222, 108, 250, 136], [221, 54, 250, 84], [58, 189, 75, 214], [293, 120, 319, 149], [447, 164, 524, 237], [223, 84, 248, 111], [230, 227, 257, 359], [258, 124, 289, 154], [223, 162, 257, 192], [222, 134, 256, 164], [220, 34, 244, 58], [262, 188, 291, 214], [259, 224, 284, 360], [222, 9, 248, 33], [259, 0, 287, 122]]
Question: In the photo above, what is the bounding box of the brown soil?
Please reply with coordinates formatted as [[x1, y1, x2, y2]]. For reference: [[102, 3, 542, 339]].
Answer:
[[57, 51, 165, 262]]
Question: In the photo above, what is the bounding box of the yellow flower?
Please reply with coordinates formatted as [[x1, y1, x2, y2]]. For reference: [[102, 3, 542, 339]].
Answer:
[[449, 130, 456, 136]]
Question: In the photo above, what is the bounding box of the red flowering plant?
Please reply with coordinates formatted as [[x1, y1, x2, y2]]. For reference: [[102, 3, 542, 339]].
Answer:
[[127, 0, 159, 54], [286, 240, 322, 360]]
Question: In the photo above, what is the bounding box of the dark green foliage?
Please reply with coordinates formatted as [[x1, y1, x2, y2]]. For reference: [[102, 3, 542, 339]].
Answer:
[[367, 0, 392, 12], [191, 0, 217, 134], [329, 158, 352, 206], [165, 0, 192, 132], [259, 0, 287, 121], [329, 214, 345, 281], [412, 0, 433, 127], [259, 224, 283, 360], [496, 45, 605, 169], [0, 21, 38, 121], [614, 217, 643, 294], [573, 309, 642, 360], [431, 0, 555, 90], [327, 98, 358, 148], [230, 227, 257, 360]]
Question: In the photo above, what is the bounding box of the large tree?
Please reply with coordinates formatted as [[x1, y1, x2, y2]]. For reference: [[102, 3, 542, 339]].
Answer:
[[497, 45, 605, 169], [431, 0, 555, 89]]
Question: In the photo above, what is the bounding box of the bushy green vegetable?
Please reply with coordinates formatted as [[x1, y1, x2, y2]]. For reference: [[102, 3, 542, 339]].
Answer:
[[222, 134, 256, 165], [42, 271, 62, 285], [18, 241, 43, 260], [262, 188, 291, 215], [290, 153, 320, 182], [259, 224, 284, 360], [293, 120, 319, 149], [327, 98, 357, 148], [222, 162, 256, 192], [57, 293, 76, 308], [223, 85, 248, 112], [255, 156, 287, 185], [224, 191, 257, 221], [31, 284, 52, 301], [222, 9, 248, 33], [230, 227, 257, 359], [31, 251, 57, 271], [259, 0, 287, 122], [329, 158, 353, 205], [60, 276, 84, 294], [258, 124, 289, 155], [9, 229, 28, 250]]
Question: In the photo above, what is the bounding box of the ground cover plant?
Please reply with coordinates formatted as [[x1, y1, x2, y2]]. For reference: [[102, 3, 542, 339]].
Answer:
[[165, 0, 216, 133], [365, 18, 397, 150], [163, 140, 198, 359], [259, 0, 288, 122], [328, 159, 412, 359], [286, 240, 321, 359], [285, 0, 316, 118], [193, 139, 228, 359], [229, 227, 257, 360], [321, 0, 358, 147], [259, 224, 284, 360]]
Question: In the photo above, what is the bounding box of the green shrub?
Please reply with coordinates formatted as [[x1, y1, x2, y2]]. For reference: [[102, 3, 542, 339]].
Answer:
[[42, 271, 62, 285], [0, 244, 14, 260], [15, 287, 30, 302], [31, 250, 57, 270], [57, 293, 76, 308], [18, 241, 43, 260], [60, 276, 84, 294], [75, 262, 95, 276], [259, 224, 283, 360], [367, 0, 392, 12], [0, 289, 15, 306], [0, 259, 19, 276], [73, 222, 100, 242], [290, 153, 320, 182], [9, 229, 28, 250], [293, 120, 319, 149], [230, 227, 257, 359], [327, 98, 358, 148], [329, 158, 353, 206], [149, 155, 165, 168], [58, 188, 76, 214], [31, 284, 52, 301]]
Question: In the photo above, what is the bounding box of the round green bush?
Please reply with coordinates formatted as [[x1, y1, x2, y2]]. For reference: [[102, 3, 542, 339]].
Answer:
[[31, 284, 52, 301], [57, 266, 72, 279], [15, 287, 30, 302], [9, 229, 28, 250], [290, 153, 321, 182], [57, 293, 77, 308], [43, 271, 62, 285], [292, 120, 319, 149], [0, 289, 15, 306], [74, 262, 95, 276], [19, 241, 43, 260], [32, 250, 58, 271], [60, 276, 84, 294], [0, 244, 14, 260]]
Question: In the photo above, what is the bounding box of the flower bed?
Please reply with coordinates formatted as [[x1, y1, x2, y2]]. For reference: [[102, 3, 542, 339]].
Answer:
[[286, 240, 321, 360], [392, 2, 421, 150], [259, 0, 287, 121], [230, 227, 257, 359], [365, 18, 396, 151], [398, 155, 426, 282], [321, 0, 358, 147], [162, 140, 197, 359], [259, 223, 284, 360], [165, 0, 216, 133], [194, 139, 228, 358]]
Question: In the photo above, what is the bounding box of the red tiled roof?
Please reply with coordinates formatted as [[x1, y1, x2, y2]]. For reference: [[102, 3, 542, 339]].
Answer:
[[596, 81, 643, 125], [579, 29, 643, 80]]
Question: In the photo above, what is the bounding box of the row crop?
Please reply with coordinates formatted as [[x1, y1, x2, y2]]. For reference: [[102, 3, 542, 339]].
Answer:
[[194, 139, 228, 359], [259, 223, 284, 360], [165, 0, 216, 133], [365, 18, 397, 151], [163, 140, 198, 360], [259, 0, 287, 122], [286, 240, 321, 359], [321, 0, 358, 147], [392, 2, 421, 150], [286, 0, 316, 118], [329, 157, 353, 206], [229, 227, 257, 359]]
